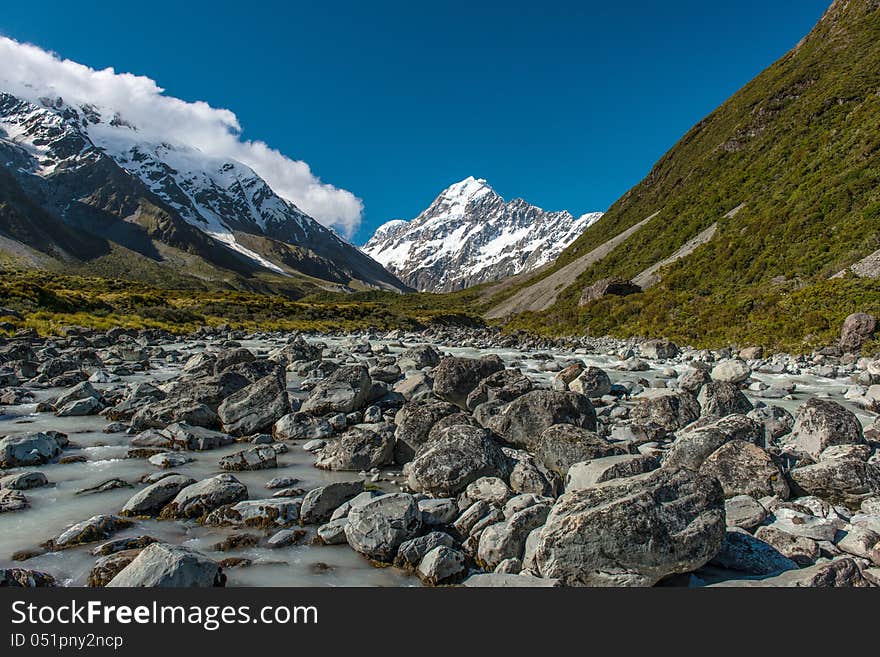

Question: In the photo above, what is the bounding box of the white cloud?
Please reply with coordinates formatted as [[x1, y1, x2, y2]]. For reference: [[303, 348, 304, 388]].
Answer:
[[0, 36, 363, 237]]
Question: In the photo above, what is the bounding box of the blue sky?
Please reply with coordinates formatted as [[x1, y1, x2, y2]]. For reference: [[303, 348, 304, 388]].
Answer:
[[1, 0, 830, 244]]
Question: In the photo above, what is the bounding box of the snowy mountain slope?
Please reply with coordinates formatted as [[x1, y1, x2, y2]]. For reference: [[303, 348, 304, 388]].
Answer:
[[0, 92, 406, 292], [363, 176, 602, 292]]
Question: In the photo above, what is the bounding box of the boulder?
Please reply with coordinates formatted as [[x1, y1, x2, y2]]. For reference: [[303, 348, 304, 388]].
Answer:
[[0, 471, 48, 490], [710, 359, 751, 384], [698, 382, 754, 417], [534, 424, 626, 477], [0, 432, 63, 468], [404, 425, 508, 497], [753, 526, 820, 566], [785, 398, 864, 460], [315, 424, 395, 471], [394, 531, 456, 570], [486, 390, 597, 451], [629, 392, 700, 436], [344, 492, 421, 562], [432, 355, 505, 409], [397, 345, 441, 372], [698, 440, 788, 499], [107, 543, 225, 587], [416, 546, 468, 585], [300, 481, 364, 524], [301, 365, 371, 415], [724, 494, 768, 530], [569, 367, 612, 398], [640, 339, 679, 360], [121, 474, 196, 517], [159, 474, 248, 520], [217, 372, 290, 436], [393, 398, 459, 463], [710, 530, 799, 576], [534, 467, 725, 586], [219, 445, 278, 471], [663, 414, 765, 471], [477, 504, 551, 570], [465, 369, 533, 410], [565, 454, 659, 491], [789, 458, 880, 508], [44, 515, 133, 550], [840, 312, 877, 353]]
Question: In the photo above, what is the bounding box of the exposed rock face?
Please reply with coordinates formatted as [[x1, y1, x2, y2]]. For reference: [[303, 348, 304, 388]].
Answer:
[[107, 543, 225, 587], [485, 390, 597, 450], [578, 278, 641, 306], [785, 398, 864, 459], [363, 176, 602, 292], [565, 454, 660, 491], [664, 414, 765, 471], [698, 382, 754, 417], [534, 467, 725, 586], [840, 312, 877, 352], [300, 481, 364, 524], [698, 440, 788, 499]]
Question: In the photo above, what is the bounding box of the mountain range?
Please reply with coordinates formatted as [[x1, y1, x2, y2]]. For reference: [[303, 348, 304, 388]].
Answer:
[[0, 91, 407, 295], [363, 176, 602, 292]]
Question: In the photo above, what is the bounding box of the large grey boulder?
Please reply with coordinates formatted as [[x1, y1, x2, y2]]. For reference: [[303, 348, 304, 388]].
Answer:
[[394, 532, 456, 570], [785, 398, 864, 460], [416, 546, 468, 585], [163, 423, 234, 451], [629, 392, 700, 436], [640, 339, 679, 360], [217, 372, 290, 436], [569, 367, 612, 398], [465, 369, 533, 411], [301, 365, 371, 415], [159, 474, 248, 520], [789, 458, 880, 508], [315, 424, 395, 471], [404, 425, 508, 497], [273, 413, 333, 442], [698, 440, 788, 499], [485, 390, 597, 451], [107, 543, 225, 587], [219, 445, 278, 471], [663, 414, 765, 471], [534, 467, 725, 586], [300, 481, 364, 524], [477, 504, 551, 570], [710, 529, 799, 576], [393, 398, 459, 463], [345, 493, 421, 562], [55, 381, 101, 410], [710, 359, 751, 384], [432, 355, 505, 409], [565, 454, 659, 491], [534, 424, 626, 477], [44, 515, 133, 551], [397, 345, 441, 372], [698, 382, 753, 417], [121, 474, 196, 517], [840, 312, 877, 353], [0, 432, 63, 468]]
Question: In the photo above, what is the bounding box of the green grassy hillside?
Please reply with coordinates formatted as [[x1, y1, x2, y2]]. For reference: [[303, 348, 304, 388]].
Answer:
[[499, 0, 880, 351]]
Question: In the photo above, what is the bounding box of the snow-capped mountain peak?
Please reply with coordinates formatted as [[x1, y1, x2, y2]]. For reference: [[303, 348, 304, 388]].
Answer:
[[0, 91, 407, 291], [362, 177, 603, 292]]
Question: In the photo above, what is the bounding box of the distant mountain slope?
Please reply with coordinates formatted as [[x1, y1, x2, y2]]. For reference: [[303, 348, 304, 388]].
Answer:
[[494, 0, 880, 350], [363, 177, 602, 292], [0, 92, 407, 294]]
